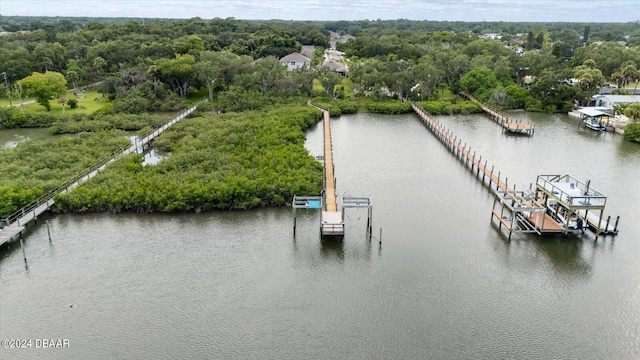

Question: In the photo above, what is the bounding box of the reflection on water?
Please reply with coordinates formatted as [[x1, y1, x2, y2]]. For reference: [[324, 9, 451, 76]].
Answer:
[[0, 128, 52, 148], [143, 148, 170, 165]]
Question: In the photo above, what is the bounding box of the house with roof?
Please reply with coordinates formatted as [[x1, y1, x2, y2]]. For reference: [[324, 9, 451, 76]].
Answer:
[[279, 53, 311, 71], [300, 45, 315, 60], [322, 59, 348, 76], [591, 94, 640, 109]]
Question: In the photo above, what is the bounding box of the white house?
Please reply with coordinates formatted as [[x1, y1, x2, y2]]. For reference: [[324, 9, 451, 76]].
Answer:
[[279, 53, 311, 71], [591, 94, 640, 109]]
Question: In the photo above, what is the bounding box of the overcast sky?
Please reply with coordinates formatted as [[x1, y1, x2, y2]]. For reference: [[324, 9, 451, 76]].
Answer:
[[1, 0, 638, 23]]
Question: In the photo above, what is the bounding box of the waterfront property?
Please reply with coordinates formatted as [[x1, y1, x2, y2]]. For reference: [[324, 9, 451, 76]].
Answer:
[[2, 111, 639, 360], [574, 107, 615, 131], [411, 102, 619, 239], [591, 94, 640, 109]]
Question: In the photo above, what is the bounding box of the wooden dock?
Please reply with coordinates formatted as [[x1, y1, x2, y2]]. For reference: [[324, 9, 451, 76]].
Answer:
[[460, 92, 534, 136], [322, 109, 337, 212], [411, 103, 568, 239], [318, 105, 343, 236], [0, 105, 199, 247], [294, 102, 373, 239], [412, 103, 511, 192]]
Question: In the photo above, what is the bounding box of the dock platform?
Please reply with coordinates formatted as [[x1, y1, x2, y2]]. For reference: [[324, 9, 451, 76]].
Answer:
[[460, 92, 534, 136]]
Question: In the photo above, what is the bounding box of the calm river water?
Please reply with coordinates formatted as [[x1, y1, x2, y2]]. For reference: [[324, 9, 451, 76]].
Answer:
[[1, 112, 639, 359]]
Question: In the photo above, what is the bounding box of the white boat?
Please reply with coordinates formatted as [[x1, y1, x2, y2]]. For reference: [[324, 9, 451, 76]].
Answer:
[[546, 199, 585, 233], [578, 108, 613, 132], [583, 117, 607, 131]]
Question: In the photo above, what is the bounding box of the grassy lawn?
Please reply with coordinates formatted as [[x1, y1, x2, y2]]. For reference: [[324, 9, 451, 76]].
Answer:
[[14, 90, 109, 115], [0, 97, 35, 107]]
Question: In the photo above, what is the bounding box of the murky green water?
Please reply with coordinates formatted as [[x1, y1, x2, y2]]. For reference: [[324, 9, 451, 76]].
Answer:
[[1, 112, 639, 359], [0, 128, 51, 148]]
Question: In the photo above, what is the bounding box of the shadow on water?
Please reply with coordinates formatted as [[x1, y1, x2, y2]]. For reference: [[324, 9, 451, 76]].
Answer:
[[491, 222, 594, 280], [533, 236, 594, 277], [320, 237, 344, 260], [492, 224, 604, 282]]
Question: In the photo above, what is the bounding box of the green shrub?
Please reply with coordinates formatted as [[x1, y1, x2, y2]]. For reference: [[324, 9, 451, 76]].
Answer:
[[504, 84, 529, 109], [0, 107, 82, 128], [0, 130, 131, 217], [450, 101, 482, 114], [334, 100, 358, 114], [67, 98, 78, 109], [624, 123, 640, 143], [365, 100, 412, 114], [55, 105, 324, 212], [561, 102, 575, 113], [417, 101, 453, 115], [524, 98, 545, 112], [312, 98, 358, 116]]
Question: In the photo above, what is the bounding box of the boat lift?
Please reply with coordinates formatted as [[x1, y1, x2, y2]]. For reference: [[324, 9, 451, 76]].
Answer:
[[492, 175, 620, 239]]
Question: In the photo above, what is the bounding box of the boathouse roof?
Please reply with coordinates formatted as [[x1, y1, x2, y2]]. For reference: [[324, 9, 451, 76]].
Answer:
[[579, 108, 613, 118]]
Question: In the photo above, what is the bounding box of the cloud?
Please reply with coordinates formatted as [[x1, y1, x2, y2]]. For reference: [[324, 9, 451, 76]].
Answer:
[[0, 0, 637, 22]]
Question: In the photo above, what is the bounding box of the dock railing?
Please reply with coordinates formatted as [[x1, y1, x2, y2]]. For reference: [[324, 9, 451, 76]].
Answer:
[[460, 91, 534, 135], [536, 175, 607, 207], [1, 105, 199, 230]]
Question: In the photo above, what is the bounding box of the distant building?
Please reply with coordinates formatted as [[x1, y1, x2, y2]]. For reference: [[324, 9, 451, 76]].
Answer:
[[337, 34, 355, 43], [322, 59, 348, 76], [523, 75, 536, 89], [480, 33, 502, 40], [300, 45, 315, 60], [591, 94, 640, 109], [279, 53, 311, 71]]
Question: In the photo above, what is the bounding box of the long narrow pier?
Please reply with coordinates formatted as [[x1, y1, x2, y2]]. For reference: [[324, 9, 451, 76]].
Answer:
[[316, 104, 343, 236], [0, 105, 199, 247], [412, 103, 511, 193], [323, 109, 337, 212], [460, 91, 534, 136], [294, 102, 373, 239], [411, 103, 617, 239]]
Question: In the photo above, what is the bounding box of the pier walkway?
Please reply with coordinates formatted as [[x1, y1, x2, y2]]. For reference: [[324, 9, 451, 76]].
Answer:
[[460, 92, 534, 136], [412, 103, 511, 193], [411, 102, 617, 239], [1, 105, 199, 247], [315, 103, 343, 236], [293, 102, 372, 239]]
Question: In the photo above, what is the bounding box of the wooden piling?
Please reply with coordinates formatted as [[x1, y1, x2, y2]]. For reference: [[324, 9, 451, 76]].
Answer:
[[20, 238, 27, 262], [46, 220, 51, 242]]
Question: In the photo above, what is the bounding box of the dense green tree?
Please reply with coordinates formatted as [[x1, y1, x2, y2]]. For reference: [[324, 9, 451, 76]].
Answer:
[[319, 71, 343, 100], [18, 71, 68, 111], [623, 123, 640, 143], [573, 59, 605, 106], [33, 42, 68, 72], [65, 59, 82, 90], [460, 66, 499, 100], [617, 61, 638, 89], [583, 25, 590, 45], [156, 54, 197, 97]]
